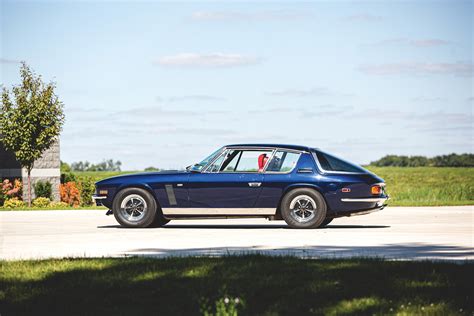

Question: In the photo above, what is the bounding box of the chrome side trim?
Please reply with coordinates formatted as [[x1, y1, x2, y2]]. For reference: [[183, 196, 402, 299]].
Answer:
[[161, 208, 276, 215], [341, 197, 389, 203]]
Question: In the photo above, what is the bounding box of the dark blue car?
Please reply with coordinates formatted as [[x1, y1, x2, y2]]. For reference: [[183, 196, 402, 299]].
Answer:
[[93, 144, 389, 229]]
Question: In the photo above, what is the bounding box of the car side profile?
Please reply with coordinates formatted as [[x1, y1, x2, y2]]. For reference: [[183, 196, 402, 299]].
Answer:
[[93, 144, 389, 229]]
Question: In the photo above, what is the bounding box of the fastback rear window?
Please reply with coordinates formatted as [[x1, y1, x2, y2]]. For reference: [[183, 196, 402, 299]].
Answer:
[[313, 150, 366, 173]]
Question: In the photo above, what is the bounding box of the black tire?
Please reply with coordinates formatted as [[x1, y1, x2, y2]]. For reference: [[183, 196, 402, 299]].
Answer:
[[319, 218, 334, 228], [112, 187, 158, 228], [280, 188, 327, 229], [150, 214, 170, 228]]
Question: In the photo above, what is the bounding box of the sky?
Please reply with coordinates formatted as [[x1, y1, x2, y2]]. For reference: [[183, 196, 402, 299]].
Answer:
[[1, 0, 473, 170]]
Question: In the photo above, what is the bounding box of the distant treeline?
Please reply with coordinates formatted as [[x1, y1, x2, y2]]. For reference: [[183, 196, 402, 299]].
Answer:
[[370, 153, 474, 167], [61, 159, 122, 172]]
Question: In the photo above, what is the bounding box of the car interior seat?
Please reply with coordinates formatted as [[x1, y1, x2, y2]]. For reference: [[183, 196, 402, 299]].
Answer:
[[258, 154, 268, 172]]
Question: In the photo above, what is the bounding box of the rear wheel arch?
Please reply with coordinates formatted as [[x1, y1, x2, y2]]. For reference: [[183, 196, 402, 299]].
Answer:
[[276, 184, 328, 217]]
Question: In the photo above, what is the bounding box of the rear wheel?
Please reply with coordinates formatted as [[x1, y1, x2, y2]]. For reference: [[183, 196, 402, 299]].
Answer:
[[280, 188, 327, 229], [113, 188, 158, 228], [319, 218, 334, 228]]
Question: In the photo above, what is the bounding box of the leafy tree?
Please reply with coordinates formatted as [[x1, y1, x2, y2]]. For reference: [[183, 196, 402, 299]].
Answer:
[[0, 63, 65, 206], [144, 166, 160, 172], [371, 153, 474, 167]]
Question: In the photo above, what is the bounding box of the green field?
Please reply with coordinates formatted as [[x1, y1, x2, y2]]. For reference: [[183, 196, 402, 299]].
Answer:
[[0, 256, 472, 315], [366, 167, 474, 206], [76, 167, 474, 207]]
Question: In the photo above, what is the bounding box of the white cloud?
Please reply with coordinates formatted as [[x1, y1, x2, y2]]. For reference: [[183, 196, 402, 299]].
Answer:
[[373, 38, 451, 47], [359, 62, 474, 76], [344, 13, 382, 22], [156, 95, 226, 103], [191, 10, 312, 21], [156, 53, 262, 68], [0, 58, 21, 64], [266, 87, 354, 98]]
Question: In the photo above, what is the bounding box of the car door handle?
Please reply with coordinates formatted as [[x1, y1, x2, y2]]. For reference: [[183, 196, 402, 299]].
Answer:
[[248, 182, 262, 187]]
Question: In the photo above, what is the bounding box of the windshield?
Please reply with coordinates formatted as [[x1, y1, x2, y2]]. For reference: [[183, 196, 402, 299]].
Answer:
[[189, 148, 223, 172]]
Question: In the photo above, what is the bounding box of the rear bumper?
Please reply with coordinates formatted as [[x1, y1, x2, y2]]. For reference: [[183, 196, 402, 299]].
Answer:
[[341, 195, 389, 206], [329, 203, 387, 219]]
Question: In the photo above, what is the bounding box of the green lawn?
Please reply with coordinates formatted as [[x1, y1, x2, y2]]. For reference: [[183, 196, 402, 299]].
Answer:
[[366, 167, 474, 206], [0, 256, 472, 315]]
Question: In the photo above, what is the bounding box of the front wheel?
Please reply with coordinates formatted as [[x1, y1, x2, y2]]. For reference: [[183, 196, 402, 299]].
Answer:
[[113, 188, 158, 228], [280, 188, 327, 229]]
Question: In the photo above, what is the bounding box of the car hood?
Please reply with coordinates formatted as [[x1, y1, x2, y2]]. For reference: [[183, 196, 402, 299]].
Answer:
[[95, 170, 188, 185]]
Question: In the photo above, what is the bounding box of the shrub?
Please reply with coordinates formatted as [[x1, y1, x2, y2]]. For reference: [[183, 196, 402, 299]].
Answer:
[[32, 197, 51, 208], [61, 172, 76, 184], [78, 177, 95, 206], [3, 198, 25, 209], [50, 201, 69, 208], [34, 181, 52, 199], [60, 182, 81, 207], [1, 179, 22, 206]]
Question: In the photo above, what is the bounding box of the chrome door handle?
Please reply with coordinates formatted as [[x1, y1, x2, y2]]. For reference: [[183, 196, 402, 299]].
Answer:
[[248, 182, 261, 187]]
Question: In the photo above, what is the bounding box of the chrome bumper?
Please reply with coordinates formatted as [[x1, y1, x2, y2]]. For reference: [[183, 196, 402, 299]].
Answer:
[[92, 195, 107, 201], [341, 196, 390, 206]]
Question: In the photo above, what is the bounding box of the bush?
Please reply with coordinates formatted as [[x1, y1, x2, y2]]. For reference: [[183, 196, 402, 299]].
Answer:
[[50, 201, 69, 208], [34, 181, 52, 199], [32, 197, 51, 208], [3, 198, 25, 209], [61, 172, 77, 184], [1, 179, 22, 206], [79, 177, 95, 206], [60, 182, 81, 207]]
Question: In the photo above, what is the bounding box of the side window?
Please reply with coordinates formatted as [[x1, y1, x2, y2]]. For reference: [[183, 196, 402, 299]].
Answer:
[[266, 151, 301, 173], [207, 153, 226, 173], [314, 150, 365, 173], [220, 150, 272, 172]]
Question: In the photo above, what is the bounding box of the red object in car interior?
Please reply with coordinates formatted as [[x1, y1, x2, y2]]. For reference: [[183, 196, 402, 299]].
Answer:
[[258, 154, 268, 172]]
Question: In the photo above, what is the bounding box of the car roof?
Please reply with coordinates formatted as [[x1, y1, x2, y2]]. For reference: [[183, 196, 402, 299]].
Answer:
[[225, 143, 313, 152]]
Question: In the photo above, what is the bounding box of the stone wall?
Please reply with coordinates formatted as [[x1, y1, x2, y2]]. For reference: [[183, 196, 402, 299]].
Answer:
[[0, 141, 61, 201]]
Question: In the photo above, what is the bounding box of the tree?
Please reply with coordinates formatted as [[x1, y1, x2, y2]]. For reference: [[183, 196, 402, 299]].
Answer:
[[0, 63, 65, 206]]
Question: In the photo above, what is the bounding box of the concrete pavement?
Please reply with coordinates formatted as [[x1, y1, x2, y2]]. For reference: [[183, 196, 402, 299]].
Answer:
[[0, 206, 472, 260]]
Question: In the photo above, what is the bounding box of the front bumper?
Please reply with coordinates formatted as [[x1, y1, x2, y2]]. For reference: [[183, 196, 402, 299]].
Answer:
[[92, 195, 107, 206]]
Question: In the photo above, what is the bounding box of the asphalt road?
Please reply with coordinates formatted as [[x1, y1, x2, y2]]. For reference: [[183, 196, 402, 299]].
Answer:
[[1, 206, 472, 261]]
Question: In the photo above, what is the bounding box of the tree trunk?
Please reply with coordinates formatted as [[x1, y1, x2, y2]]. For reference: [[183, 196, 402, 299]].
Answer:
[[27, 169, 32, 207]]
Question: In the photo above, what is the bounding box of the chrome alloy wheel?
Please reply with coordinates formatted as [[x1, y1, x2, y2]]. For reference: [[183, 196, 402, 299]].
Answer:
[[120, 194, 147, 222], [289, 195, 317, 223]]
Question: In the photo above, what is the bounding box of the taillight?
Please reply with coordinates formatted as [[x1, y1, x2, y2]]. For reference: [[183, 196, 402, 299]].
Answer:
[[371, 184, 382, 195]]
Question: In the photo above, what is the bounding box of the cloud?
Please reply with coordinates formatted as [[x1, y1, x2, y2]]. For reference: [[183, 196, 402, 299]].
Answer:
[[343, 13, 382, 22], [411, 96, 446, 102], [191, 10, 312, 21], [358, 62, 474, 76], [156, 95, 226, 103], [0, 58, 21, 64], [373, 38, 451, 47], [156, 53, 262, 68], [266, 87, 354, 97]]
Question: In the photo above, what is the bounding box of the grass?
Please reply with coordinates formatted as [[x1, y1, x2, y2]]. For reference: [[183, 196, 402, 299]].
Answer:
[[1, 256, 472, 315], [366, 167, 474, 206]]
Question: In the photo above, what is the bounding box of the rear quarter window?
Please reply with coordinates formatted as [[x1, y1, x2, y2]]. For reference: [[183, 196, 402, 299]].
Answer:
[[313, 150, 366, 173]]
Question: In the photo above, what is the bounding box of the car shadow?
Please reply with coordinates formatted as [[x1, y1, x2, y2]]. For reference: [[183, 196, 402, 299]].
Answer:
[[97, 224, 390, 229]]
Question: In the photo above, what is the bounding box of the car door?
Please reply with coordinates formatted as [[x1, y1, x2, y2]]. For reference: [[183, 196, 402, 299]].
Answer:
[[185, 148, 274, 215], [256, 149, 304, 208]]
